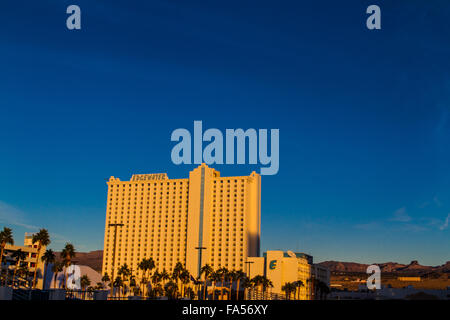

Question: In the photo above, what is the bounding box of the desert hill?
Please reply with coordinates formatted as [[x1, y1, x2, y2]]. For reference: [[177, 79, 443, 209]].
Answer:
[[318, 260, 450, 275]]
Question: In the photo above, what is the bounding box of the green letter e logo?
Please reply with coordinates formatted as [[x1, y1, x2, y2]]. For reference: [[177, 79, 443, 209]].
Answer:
[[269, 260, 277, 270]]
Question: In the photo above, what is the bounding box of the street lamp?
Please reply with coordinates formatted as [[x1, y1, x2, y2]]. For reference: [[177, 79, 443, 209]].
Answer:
[[195, 246, 207, 300], [108, 223, 124, 298], [194, 247, 207, 278]]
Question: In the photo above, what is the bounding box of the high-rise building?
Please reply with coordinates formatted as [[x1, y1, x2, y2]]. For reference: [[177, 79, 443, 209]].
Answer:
[[102, 164, 261, 281]]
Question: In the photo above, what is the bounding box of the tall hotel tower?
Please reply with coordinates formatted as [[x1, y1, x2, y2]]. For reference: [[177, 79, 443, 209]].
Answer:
[[102, 164, 261, 279]]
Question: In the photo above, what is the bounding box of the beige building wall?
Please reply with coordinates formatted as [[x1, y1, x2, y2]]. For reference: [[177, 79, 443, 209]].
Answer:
[[247, 257, 265, 279], [102, 164, 261, 280]]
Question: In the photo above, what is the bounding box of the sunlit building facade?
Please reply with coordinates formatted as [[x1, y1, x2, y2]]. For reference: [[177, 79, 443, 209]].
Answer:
[[102, 164, 261, 280], [248, 250, 330, 300]]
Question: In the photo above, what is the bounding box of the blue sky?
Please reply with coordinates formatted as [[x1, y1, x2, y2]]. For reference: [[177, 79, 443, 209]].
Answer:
[[0, 0, 449, 265]]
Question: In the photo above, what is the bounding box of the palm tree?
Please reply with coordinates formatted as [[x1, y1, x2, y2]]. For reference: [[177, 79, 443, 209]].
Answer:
[[282, 282, 296, 300], [226, 270, 236, 300], [172, 262, 184, 298], [294, 280, 304, 300], [193, 277, 202, 299], [117, 264, 131, 296], [180, 269, 191, 298], [242, 276, 253, 299], [209, 271, 221, 300], [217, 267, 228, 300], [11, 249, 27, 288], [101, 273, 110, 290], [261, 276, 273, 299], [31, 229, 51, 289], [316, 280, 330, 300], [160, 269, 170, 286], [129, 275, 138, 295], [137, 258, 155, 297], [51, 261, 63, 289], [16, 264, 30, 288], [251, 275, 267, 297], [164, 280, 178, 299], [0, 227, 14, 284], [234, 270, 246, 300], [41, 249, 55, 289], [80, 274, 90, 290], [200, 264, 213, 300], [185, 287, 195, 299], [60, 243, 75, 289], [151, 270, 161, 288], [113, 276, 123, 298], [80, 274, 91, 298]]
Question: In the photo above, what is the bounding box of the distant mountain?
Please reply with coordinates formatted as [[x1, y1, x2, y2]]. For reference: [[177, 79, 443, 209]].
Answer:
[[318, 260, 450, 275], [55, 250, 103, 272]]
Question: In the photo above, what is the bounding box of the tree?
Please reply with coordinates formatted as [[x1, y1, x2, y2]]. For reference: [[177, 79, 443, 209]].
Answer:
[[117, 264, 131, 296], [31, 229, 51, 289], [226, 270, 237, 300], [192, 277, 202, 299], [261, 276, 273, 299], [16, 264, 30, 288], [41, 249, 56, 289], [185, 287, 195, 299], [151, 283, 164, 298], [113, 276, 123, 298], [60, 243, 76, 289], [51, 261, 63, 289], [316, 280, 330, 300], [172, 262, 184, 298], [282, 282, 296, 300], [234, 270, 246, 300], [160, 269, 170, 286], [137, 258, 155, 297], [200, 264, 213, 300], [217, 267, 228, 300], [209, 271, 221, 300], [101, 273, 110, 289], [151, 270, 161, 288], [80, 275, 90, 289], [80, 275, 91, 290], [12, 249, 27, 288], [0, 227, 14, 284], [164, 280, 178, 299], [241, 276, 253, 299], [129, 275, 138, 295], [294, 280, 304, 300], [180, 269, 191, 298], [251, 275, 266, 297]]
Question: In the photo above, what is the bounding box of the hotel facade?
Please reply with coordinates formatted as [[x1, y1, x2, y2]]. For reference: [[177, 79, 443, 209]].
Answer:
[[102, 164, 261, 279]]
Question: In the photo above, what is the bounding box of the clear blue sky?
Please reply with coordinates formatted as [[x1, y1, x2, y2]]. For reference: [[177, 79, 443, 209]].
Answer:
[[0, 0, 449, 265]]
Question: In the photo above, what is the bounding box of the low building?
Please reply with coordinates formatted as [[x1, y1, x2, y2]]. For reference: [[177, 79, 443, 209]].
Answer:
[[247, 250, 330, 300], [398, 276, 421, 282], [2, 233, 47, 289]]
